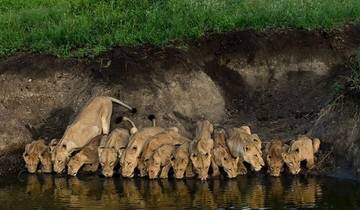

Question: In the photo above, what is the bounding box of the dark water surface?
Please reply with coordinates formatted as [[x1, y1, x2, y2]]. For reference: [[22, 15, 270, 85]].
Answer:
[[0, 174, 359, 209]]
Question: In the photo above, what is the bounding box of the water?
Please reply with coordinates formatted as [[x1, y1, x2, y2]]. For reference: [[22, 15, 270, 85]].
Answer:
[[0, 174, 359, 209]]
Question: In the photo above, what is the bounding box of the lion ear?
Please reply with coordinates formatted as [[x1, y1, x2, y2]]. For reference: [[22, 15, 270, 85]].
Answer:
[[281, 153, 287, 160]]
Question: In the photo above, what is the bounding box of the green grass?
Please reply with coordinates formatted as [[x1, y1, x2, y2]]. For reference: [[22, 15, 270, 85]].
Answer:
[[1, 0, 360, 58]]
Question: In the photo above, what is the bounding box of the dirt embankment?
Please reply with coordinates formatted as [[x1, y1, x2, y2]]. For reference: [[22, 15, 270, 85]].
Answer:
[[0, 25, 360, 176]]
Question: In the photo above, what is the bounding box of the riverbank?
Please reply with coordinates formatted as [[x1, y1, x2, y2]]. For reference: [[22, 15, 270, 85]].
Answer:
[[0, 25, 360, 177]]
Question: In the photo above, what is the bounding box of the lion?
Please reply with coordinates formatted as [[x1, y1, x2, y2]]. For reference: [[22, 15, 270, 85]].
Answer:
[[53, 96, 135, 174], [147, 144, 175, 179], [190, 120, 214, 181], [282, 135, 320, 175], [98, 127, 131, 177], [139, 127, 189, 177], [170, 141, 194, 179], [49, 138, 60, 162], [121, 116, 164, 177], [67, 135, 102, 176], [226, 126, 264, 172], [38, 139, 60, 173], [211, 128, 239, 178], [23, 139, 51, 173], [263, 140, 289, 177]]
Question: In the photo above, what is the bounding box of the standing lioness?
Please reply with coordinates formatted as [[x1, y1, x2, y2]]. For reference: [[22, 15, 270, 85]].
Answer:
[[53, 96, 135, 173]]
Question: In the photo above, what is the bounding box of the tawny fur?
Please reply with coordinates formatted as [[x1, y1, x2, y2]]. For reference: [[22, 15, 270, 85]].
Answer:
[[148, 144, 175, 179], [120, 127, 165, 177], [23, 140, 48, 173], [226, 126, 264, 172], [98, 128, 130, 177], [38, 139, 60, 173], [53, 96, 134, 173], [139, 127, 189, 176], [190, 120, 214, 181], [263, 140, 289, 177], [67, 135, 102, 176], [211, 128, 239, 178], [170, 141, 195, 179], [282, 135, 321, 175]]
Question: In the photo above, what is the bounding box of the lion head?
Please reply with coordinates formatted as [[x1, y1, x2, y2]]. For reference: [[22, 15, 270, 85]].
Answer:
[[264, 140, 289, 177], [137, 159, 148, 177], [282, 149, 301, 175], [171, 156, 189, 179], [67, 155, 83, 176], [190, 151, 211, 181], [53, 143, 70, 174], [23, 140, 47, 173], [99, 147, 118, 177], [170, 143, 190, 179], [147, 157, 161, 179], [227, 127, 264, 172], [242, 142, 264, 171], [213, 147, 239, 178], [120, 147, 139, 178], [39, 149, 52, 173]]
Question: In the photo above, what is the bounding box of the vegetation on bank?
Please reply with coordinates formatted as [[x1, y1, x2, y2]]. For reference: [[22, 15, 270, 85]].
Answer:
[[1, 0, 360, 58]]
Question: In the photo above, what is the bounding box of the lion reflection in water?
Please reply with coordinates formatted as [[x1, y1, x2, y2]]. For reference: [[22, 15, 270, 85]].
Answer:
[[23, 175, 321, 209]]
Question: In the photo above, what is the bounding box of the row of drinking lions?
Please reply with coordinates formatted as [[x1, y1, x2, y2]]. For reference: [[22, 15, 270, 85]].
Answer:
[[23, 96, 321, 180]]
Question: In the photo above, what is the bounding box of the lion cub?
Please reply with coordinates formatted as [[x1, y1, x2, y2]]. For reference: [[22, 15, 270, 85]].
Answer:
[[67, 135, 102, 176], [282, 136, 320, 175], [37, 139, 60, 173], [190, 120, 214, 181], [211, 128, 239, 178], [98, 128, 131, 177], [53, 96, 135, 174], [226, 126, 264, 172], [139, 127, 189, 177], [120, 118, 165, 177], [23, 140, 48, 173], [264, 140, 289, 177], [170, 141, 194, 179], [148, 144, 175, 179]]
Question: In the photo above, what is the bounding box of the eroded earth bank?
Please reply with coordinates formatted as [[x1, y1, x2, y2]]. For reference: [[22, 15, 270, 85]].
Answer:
[[1, 25, 360, 177]]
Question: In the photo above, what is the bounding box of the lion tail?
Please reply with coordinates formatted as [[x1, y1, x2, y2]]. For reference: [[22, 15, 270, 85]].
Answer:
[[312, 138, 320, 153], [122, 117, 138, 134], [109, 97, 137, 113], [148, 114, 156, 127]]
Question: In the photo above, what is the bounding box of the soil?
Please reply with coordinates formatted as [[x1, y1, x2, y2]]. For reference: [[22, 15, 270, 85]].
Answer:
[[0, 24, 360, 176]]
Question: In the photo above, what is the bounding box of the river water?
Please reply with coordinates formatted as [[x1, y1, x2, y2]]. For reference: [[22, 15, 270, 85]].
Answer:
[[0, 174, 359, 209]]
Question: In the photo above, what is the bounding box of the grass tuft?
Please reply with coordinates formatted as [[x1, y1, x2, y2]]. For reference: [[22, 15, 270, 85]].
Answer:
[[1, 0, 360, 58]]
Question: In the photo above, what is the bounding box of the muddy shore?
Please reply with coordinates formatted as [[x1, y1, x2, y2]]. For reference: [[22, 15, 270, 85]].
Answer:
[[0, 25, 360, 177]]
